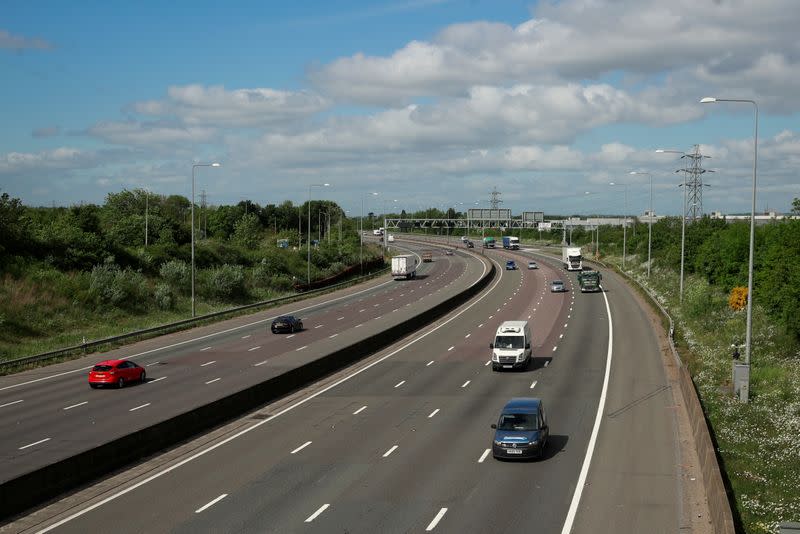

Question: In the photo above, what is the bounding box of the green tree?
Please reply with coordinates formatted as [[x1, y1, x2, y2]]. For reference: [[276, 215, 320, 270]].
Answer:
[[0, 192, 32, 259], [792, 197, 800, 215], [232, 213, 262, 249]]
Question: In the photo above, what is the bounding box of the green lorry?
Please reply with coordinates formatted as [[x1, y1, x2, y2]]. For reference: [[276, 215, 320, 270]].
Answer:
[[577, 270, 602, 292]]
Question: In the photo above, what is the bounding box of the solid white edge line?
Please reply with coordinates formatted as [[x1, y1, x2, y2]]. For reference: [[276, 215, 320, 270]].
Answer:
[[35, 255, 499, 533], [1, 278, 397, 393], [195, 494, 227, 514], [63, 401, 88, 410], [305, 503, 330, 523], [19, 437, 51, 450], [353, 405, 367, 415], [383, 445, 398, 457], [560, 286, 613, 534], [290, 440, 312, 454], [426, 508, 448, 531], [478, 449, 491, 463]]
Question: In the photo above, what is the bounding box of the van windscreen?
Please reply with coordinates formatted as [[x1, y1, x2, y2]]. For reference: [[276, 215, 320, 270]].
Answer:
[[494, 335, 524, 349], [497, 413, 538, 431]]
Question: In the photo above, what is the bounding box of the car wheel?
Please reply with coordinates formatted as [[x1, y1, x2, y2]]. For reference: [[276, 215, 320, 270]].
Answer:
[[117, 378, 125, 388], [140, 371, 146, 383], [90, 383, 98, 389], [492, 364, 500, 372], [290, 325, 294, 333]]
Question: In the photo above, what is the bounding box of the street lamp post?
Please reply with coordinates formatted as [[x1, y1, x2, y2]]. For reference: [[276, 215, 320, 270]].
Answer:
[[144, 188, 149, 247], [308, 183, 330, 287], [701, 96, 758, 403], [382, 198, 397, 257], [609, 182, 629, 269], [361, 192, 378, 275], [191, 162, 220, 317], [657, 149, 689, 303], [630, 171, 654, 277]]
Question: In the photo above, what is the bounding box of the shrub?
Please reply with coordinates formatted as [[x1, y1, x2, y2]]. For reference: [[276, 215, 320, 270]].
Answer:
[[154, 283, 175, 310], [88, 260, 148, 310], [159, 260, 190, 293], [202, 264, 246, 300], [729, 286, 748, 311]]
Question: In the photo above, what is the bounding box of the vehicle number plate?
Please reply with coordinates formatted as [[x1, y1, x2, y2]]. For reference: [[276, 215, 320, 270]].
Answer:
[[506, 449, 523, 454], [503, 365, 512, 368]]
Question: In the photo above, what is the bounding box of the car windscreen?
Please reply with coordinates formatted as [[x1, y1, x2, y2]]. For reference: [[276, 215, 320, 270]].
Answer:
[[497, 413, 538, 431], [494, 335, 524, 349], [92, 365, 113, 371]]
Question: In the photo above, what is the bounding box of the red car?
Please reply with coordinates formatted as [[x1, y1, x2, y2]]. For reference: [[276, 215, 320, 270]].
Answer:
[[88, 359, 146, 388]]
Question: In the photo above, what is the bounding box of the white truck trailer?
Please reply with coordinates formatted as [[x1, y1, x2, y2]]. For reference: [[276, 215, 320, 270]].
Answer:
[[562, 246, 583, 271], [391, 254, 418, 280]]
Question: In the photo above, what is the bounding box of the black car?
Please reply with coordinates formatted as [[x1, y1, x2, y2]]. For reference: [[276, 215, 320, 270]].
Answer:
[[271, 315, 303, 333], [491, 398, 549, 460]]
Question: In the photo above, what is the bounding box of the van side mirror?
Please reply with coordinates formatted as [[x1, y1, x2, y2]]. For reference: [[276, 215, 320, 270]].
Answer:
[[491, 424, 497, 429], [525, 342, 530, 349], [489, 343, 494, 349]]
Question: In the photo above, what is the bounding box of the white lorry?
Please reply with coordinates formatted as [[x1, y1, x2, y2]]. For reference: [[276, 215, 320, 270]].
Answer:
[[489, 320, 532, 371], [562, 246, 583, 271], [391, 254, 418, 280]]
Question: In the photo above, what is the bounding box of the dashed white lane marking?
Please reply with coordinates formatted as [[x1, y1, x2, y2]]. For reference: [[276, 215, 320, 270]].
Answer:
[[461, 380, 471, 388], [248, 346, 261, 352], [254, 360, 268, 367], [359, 309, 366, 313], [241, 335, 251, 339], [328, 334, 338, 339], [478, 449, 491, 463], [200, 361, 216, 367], [315, 325, 324, 329], [464, 333, 471, 339], [353, 405, 367, 415], [489, 315, 493, 319], [394, 380, 406, 388], [428, 409, 440, 418], [427, 361, 435, 366], [0, 399, 23, 408], [200, 347, 212, 352], [305, 504, 330, 523], [568, 315, 571, 319], [205, 378, 221, 385], [448, 346, 454, 351], [291, 441, 313, 454], [296, 346, 308, 351], [393, 308, 399, 313], [552, 346, 557, 352], [373, 304, 380, 307], [426, 508, 448, 531], [496, 308, 501, 312], [338, 317, 345, 321], [485, 360, 491, 366], [559, 334, 564, 339], [564, 323, 568, 328], [478, 323, 484, 328], [530, 380, 538, 390], [286, 334, 296, 339], [129, 403, 151, 412], [64, 401, 88, 410], [19, 437, 51, 450], [146, 362, 161, 367], [149, 376, 166, 383], [383, 445, 399, 457], [355, 324, 363, 328], [195, 494, 227, 513]]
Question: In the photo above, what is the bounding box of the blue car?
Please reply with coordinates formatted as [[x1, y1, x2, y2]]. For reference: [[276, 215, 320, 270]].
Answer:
[[506, 260, 517, 270], [491, 398, 549, 460]]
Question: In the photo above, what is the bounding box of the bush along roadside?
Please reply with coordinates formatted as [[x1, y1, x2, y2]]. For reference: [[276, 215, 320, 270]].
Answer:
[[606, 253, 800, 534]]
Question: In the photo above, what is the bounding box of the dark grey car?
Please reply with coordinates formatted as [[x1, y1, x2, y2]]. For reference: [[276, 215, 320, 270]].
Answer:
[[492, 398, 549, 460]]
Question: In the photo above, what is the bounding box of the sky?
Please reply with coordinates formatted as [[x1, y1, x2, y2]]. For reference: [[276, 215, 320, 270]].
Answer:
[[1, 0, 799, 218]]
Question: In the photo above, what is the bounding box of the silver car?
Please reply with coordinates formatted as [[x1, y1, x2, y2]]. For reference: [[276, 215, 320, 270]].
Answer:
[[551, 280, 566, 292]]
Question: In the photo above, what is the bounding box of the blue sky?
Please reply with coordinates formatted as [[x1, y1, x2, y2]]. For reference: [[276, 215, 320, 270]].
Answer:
[[2, 0, 799, 217]]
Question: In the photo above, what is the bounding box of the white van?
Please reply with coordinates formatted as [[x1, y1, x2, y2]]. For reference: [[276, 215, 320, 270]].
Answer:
[[490, 321, 532, 371]]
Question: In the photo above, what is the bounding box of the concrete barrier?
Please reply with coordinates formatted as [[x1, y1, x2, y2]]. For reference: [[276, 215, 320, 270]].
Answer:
[[0, 259, 495, 521]]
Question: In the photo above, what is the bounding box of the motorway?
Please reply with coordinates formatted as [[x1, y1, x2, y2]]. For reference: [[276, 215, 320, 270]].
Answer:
[[0, 241, 486, 487], [8, 238, 684, 533]]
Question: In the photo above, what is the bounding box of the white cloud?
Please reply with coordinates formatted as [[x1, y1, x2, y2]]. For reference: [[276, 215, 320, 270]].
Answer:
[[86, 121, 216, 147], [131, 84, 329, 127], [0, 29, 52, 51]]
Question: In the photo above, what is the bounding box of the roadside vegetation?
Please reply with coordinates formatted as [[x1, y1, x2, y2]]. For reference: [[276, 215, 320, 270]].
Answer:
[[0, 190, 384, 361]]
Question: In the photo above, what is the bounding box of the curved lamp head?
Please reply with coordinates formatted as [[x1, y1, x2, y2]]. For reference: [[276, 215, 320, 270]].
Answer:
[[700, 97, 717, 103], [211, 162, 221, 167]]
